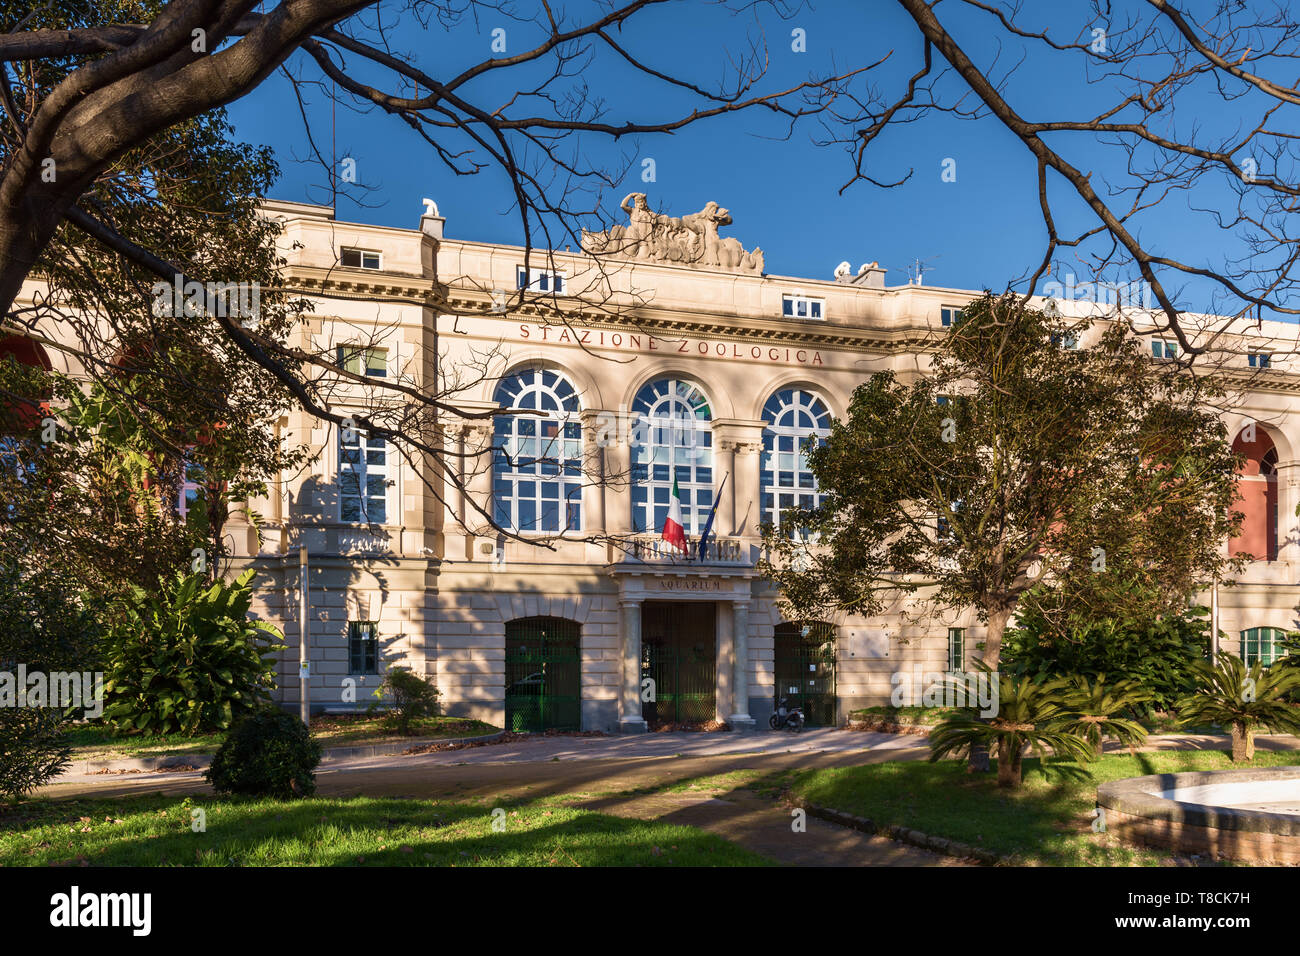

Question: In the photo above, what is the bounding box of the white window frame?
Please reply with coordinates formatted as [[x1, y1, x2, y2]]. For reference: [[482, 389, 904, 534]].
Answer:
[[492, 367, 584, 534], [761, 388, 832, 528], [1152, 339, 1178, 359], [338, 425, 391, 525], [1248, 352, 1272, 369], [516, 266, 566, 294], [631, 378, 714, 535], [337, 344, 389, 378], [340, 247, 382, 270], [940, 305, 963, 327], [782, 294, 825, 320]]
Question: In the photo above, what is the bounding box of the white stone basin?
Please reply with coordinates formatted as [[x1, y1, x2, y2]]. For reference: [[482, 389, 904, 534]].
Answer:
[[1155, 778, 1300, 815]]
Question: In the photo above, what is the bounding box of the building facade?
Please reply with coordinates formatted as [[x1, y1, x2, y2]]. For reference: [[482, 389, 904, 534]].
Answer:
[[12, 195, 1299, 731]]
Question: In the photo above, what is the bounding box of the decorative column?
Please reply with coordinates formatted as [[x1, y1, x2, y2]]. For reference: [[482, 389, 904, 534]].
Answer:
[[715, 600, 735, 721], [581, 410, 608, 552], [716, 439, 737, 537], [463, 422, 494, 538], [604, 422, 633, 537], [619, 598, 647, 733], [728, 599, 756, 732], [732, 439, 764, 538]]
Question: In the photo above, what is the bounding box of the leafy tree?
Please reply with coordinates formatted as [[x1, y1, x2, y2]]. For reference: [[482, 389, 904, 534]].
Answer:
[[763, 293, 1241, 675], [928, 673, 1095, 789], [102, 568, 284, 736], [1177, 653, 1300, 762], [379, 667, 442, 736]]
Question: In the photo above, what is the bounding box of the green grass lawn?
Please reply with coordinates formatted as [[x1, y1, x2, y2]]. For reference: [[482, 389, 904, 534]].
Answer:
[[64, 714, 499, 760], [0, 794, 769, 867], [788, 749, 1300, 866], [847, 706, 957, 726]]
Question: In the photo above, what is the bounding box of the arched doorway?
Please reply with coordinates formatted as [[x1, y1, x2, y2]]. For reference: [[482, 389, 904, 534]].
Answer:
[[0, 334, 53, 433], [504, 617, 581, 731], [774, 621, 837, 726], [1230, 427, 1279, 562]]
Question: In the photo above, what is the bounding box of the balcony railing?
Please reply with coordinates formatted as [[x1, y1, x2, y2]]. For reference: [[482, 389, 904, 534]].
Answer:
[[622, 533, 748, 565]]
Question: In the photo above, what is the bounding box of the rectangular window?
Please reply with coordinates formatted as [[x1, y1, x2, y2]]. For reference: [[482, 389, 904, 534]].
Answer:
[[1050, 332, 1078, 349], [177, 460, 204, 520], [1152, 340, 1178, 359], [516, 267, 566, 294], [340, 248, 381, 270], [941, 306, 963, 328], [947, 628, 964, 672], [1248, 353, 1271, 368], [1242, 627, 1283, 667], [339, 427, 388, 524], [348, 621, 379, 674], [337, 345, 388, 378], [782, 295, 825, 320]]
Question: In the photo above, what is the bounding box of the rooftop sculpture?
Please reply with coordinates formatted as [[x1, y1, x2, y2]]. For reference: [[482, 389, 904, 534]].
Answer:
[[582, 192, 765, 274]]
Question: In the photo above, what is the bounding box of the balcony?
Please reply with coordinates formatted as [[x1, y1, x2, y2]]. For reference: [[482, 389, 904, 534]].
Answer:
[[620, 533, 749, 565]]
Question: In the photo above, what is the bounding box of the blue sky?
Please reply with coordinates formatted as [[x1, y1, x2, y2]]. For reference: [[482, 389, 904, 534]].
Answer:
[[228, 1, 1266, 310]]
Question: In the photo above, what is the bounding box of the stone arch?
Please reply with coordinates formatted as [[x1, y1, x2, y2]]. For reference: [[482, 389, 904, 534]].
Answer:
[[620, 360, 737, 422], [1230, 423, 1281, 562], [491, 351, 604, 411]]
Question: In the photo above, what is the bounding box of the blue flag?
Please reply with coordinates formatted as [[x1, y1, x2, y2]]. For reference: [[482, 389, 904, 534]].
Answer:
[[697, 472, 729, 561]]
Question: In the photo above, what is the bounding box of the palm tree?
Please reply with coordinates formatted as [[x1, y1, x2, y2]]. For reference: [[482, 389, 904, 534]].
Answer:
[[1060, 675, 1151, 758], [929, 674, 1095, 788], [1177, 653, 1300, 761]]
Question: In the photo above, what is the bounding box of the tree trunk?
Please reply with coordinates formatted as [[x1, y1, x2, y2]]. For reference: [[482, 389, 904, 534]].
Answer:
[[996, 737, 1021, 788], [1231, 721, 1254, 761], [968, 601, 1014, 773]]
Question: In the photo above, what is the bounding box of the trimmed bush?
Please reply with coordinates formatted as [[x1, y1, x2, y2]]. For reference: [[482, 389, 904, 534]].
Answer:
[[380, 667, 441, 735], [205, 708, 321, 798]]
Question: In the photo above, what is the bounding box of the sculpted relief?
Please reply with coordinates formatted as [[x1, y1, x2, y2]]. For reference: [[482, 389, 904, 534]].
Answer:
[[581, 193, 765, 273]]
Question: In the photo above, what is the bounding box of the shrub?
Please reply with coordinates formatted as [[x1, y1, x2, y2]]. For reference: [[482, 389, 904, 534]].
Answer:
[[1059, 674, 1151, 757], [205, 708, 321, 798], [0, 562, 101, 797], [1177, 653, 1300, 761], [1003, 601, 1210, 711], [928, 672, 1095, 789], [381, 667, 441, 735], [102, 568, 284, 736]]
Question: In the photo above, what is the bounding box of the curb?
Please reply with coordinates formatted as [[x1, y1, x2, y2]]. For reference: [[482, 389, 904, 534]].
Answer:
[[798, 800, 1010, 865], [69, 730, 506, 775]]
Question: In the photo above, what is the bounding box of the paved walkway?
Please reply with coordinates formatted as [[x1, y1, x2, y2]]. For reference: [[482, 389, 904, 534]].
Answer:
[[33, 728, 1299, 866]]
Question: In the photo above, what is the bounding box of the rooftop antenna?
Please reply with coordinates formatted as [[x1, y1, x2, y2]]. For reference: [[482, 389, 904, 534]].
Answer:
[[908, 255, 940, 286]]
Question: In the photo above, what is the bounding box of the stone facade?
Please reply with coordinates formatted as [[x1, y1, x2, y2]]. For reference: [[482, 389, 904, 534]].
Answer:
[[15, 195, 1300, 731]]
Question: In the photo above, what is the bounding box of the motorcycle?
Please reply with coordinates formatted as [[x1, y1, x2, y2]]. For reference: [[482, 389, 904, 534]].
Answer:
[[769, 696, 805, 732]]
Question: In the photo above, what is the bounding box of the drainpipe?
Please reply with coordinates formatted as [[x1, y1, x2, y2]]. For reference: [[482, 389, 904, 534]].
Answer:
[[1210, 574, 1220, 660], [299, 544, 310, 726]]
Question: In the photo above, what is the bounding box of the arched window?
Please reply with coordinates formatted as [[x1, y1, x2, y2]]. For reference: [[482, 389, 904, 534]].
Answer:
[[631, 378, 713, 534], [493, 367, 583, 533], [1230, 427, 1279, 561], [1241, 627, 1288, 667], [761, 388, 831, 527]]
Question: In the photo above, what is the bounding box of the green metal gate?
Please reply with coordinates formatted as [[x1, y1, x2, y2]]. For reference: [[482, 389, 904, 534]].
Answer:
[[504, 617, 581, 732], [640, 602, 716, 727], [774, 621, 837, 727]]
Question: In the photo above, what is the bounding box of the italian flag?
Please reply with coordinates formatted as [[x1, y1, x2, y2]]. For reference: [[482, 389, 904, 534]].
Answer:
[[662, 477, 688, 553]]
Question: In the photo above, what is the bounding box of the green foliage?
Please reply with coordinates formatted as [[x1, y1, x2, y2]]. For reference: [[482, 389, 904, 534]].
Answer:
[[1058, 675, 1151, 756], [928, 672, 1097, 788], [1177, 653, 1300, 761], [205, 708, 321, 799], [0, 561, 102, 797], [102, 569, 284, 736], [1002, 594, 1211, 710], [761, 293, 1243, 671], [380, 667, 442, 735]]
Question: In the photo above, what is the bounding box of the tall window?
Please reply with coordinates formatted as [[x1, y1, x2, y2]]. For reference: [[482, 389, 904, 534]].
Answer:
[[761, 388, 831, 528], [631, 378, 713, 534], [348, 621, 379, 674], [947, 628, 965, 672], [493, 367, 583, 533], [1241, 627, 1286, 667], [339, 427, 389, 523]]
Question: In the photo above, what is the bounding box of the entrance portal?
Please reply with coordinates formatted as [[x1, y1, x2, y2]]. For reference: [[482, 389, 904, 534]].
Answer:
[[640, 602, 717, 728], [504, 617, 581, 731], [773, 621, 837, 726]]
